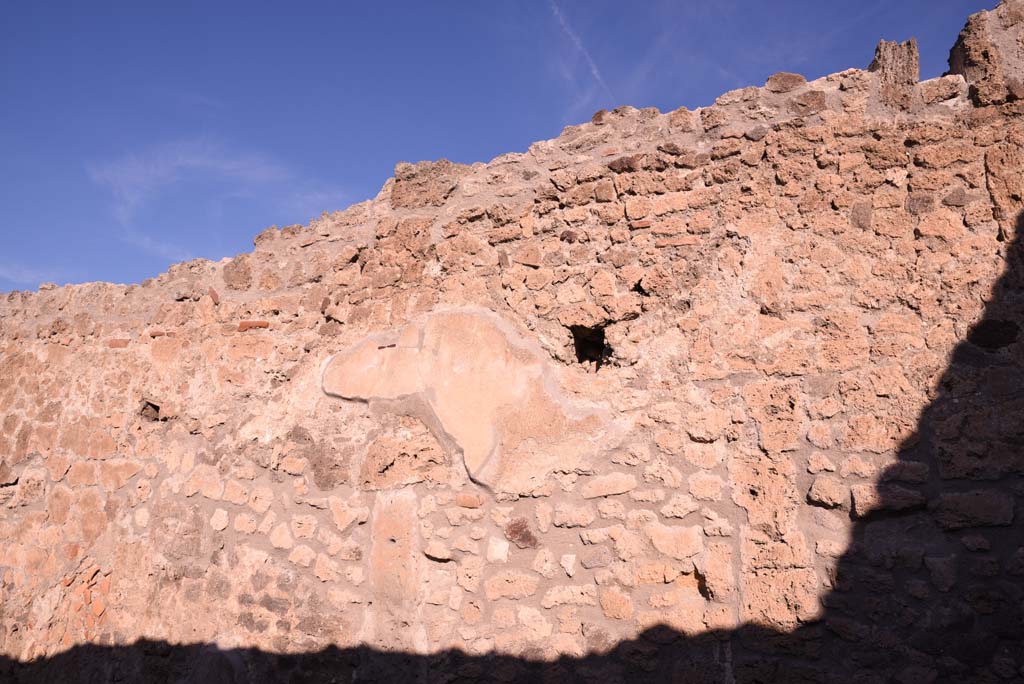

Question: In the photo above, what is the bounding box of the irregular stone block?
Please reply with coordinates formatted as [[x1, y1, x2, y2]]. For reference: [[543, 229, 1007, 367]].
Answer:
[[931, 491, 1014, 529], [540, 584, 597, 609], [765, 72, 807, 93], [579, 472, 637, 499], [949, 1, 1024, 106], [807, 476, 848, 509], [868, 38, 920, 110], [391, 159, 470, 209], [644, 522, 703, 560], [483, 570, 539, 601], [850, 483, 925, 518]]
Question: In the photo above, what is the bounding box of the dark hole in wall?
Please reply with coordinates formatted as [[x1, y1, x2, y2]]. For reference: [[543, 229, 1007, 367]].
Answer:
[[140, 401, 161, 422], [570, 325, 611, 371], [968, 319, 1020, 350], [692, 567, 711, 599]]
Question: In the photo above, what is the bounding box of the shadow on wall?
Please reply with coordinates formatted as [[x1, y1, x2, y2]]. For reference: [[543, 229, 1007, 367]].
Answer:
[[1, 214, 1023, 683]]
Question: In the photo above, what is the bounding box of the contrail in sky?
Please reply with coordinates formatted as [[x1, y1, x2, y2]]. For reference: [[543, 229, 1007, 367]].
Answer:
[[549, 0, 616, 102]]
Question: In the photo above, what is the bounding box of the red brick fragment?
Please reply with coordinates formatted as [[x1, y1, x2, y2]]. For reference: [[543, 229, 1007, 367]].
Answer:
[[237, 320, 270, 332]]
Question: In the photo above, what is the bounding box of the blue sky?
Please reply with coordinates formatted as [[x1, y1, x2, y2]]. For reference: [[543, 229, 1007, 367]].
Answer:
[[0, 0, 993, 290]]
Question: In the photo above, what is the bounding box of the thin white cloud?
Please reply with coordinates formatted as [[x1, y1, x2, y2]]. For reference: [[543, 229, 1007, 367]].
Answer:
[[549, 0, 616, 103], [119, 228, 195, 263], [88, 138, 288, 225], [0, 262, 65, 287], [88, 138, 346, 264], [808, 0, 890, 67], [283, 186, 351, 221]]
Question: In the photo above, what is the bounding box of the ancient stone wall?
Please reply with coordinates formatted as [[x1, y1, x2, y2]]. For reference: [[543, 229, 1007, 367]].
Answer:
[[1, 3, 1023, 682]]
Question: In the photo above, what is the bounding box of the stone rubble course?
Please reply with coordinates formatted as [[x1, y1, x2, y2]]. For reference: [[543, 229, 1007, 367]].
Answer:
[[1, 2, 1024, 682]]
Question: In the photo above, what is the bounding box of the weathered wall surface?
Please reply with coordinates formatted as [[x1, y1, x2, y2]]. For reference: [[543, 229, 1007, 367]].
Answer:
[[1, 3, 1023, 682]]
